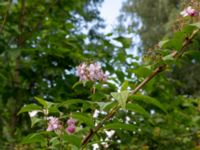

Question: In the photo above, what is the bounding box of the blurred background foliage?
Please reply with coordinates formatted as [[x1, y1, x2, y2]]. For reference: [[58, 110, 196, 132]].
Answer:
[[0, 0, 200, 149]]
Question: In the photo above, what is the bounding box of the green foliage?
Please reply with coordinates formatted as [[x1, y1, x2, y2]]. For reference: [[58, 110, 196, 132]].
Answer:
[[104, 122, 136, 131], [111, 90, 129, 109], [17, 104, 42, 115], [130, 94, 167, 113], [1, 0, 200, 149]]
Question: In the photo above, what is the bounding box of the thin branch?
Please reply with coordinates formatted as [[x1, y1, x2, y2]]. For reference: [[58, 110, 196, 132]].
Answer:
[[81, 28, 200, 148]]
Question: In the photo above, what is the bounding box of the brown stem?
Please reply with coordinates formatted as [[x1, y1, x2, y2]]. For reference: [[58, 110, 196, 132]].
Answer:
[[9, 1, 26, 149], [18, 0, 26, 46], [81, 28, 200, 148]]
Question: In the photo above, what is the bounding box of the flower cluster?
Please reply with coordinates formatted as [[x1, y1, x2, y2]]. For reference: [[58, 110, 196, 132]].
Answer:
[[66, 118, 76, 134], [180, 6, 198, 17], [46, 116, 76, 134], [76, 63, 107, 82], [47, 116, 61, 131]]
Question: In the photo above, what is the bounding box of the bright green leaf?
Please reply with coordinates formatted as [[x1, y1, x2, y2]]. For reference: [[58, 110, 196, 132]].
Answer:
[[95, 101, 114, 111], [34, 97, 48, 108], [17, 104, 42, 115], [31, 117, 42, 128], [158, 39, 169, 48], [162, 54, 175, 62], [121, 80, 129, 91], [111, 90, 129, 109]]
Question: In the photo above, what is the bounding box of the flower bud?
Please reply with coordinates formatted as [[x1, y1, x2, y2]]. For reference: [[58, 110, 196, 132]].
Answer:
[[66, 125, 76, 134], [67, 118, 76, 126]]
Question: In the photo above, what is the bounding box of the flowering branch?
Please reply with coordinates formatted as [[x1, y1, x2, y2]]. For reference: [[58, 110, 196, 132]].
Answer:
[[81, 28, 200, 148]]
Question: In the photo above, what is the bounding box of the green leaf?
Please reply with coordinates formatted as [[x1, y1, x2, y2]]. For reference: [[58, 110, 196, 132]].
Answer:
[[21, 133, 46, 144], [111, 90, 129, 109], [130, 95, 167, 113], [95, 101, 114, 111], [114, 36, 132, 48], [183, 50, 200, 61], [190, 22, 200, 29], [161, 31, 185, 50], [182, 24, 196, 34], [72, 81, 83, 89], [158, 39, 169, 48], [31, 117, 43, 127], [104, 122, 136, 131], [126, 103, 149, 117], [63, 134, 81, 148], [61, 99, 92, 106], [17, 104, 42, 115], [34, 97, 48, 108], [50, 137, 59, 146], [120, 80, 129, 91], [132, 66, 152, 78], [116, 70, 125, 82], [71, 113, 94, 127], [162, 54, 174, 61]]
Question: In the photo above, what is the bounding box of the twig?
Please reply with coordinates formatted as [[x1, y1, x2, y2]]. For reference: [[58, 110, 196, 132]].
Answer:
[[81, 28, 200, 148]]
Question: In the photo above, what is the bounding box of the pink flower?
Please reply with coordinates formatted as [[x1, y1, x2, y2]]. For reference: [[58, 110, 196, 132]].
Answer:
[[67, 118, 76, 126], [76, 63, 107, 82], [66, 125, 76, 134], [180, 6, 198, 17], [47, 116, 60, 131]]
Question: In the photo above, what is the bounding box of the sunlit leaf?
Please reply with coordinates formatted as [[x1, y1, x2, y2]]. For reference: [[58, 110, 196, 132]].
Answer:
[[158, 39, 169, 48], [95, 101, 114, 111], [111, 90, 129, 109], [17, 104, 42, 115], [31, 117, 43, 127], [121, 80, 129, 91], [34, 97, 48, 108]]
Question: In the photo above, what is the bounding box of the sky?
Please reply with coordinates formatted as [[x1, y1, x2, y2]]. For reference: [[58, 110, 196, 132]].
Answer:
[[99, 0, 141, 57], [100, 0, 125, 33]]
